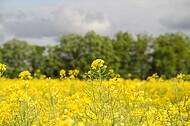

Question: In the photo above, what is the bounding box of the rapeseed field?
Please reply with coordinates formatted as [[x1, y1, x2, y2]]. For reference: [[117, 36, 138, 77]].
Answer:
[[0, 59, 190, 126]]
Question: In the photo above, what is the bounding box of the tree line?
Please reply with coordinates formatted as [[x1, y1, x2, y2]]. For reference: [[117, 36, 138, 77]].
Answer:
[[0, 31, 190, 79]]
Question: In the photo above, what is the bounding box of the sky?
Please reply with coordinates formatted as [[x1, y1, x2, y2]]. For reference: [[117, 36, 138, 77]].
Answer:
[[0, 0, 190, 45]]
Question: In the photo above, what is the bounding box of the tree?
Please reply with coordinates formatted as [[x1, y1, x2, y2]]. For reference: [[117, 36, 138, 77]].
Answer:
[[1, 39, 32, 78], [59, 33, 87, 72], [43, 45, 62, 77], [59, 31, 115, 74], [29, 45, 45, 74], [112, 31, 133, 78], [84, 31, 114, 69], [168, 32, 189, 74], [129, 33, 153, 79], [152, 35, 177, 78], [184, 35, 190, 74]]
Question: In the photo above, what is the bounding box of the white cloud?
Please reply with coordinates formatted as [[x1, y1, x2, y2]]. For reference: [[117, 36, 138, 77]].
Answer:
[[53, 6, 111, 35]]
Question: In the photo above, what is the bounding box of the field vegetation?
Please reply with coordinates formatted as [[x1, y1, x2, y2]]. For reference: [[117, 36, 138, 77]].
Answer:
[[0, 60, 190, 125]]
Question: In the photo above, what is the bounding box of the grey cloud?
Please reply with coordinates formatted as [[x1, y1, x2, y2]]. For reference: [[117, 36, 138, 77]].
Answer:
[[4, 18, 58, 38], [1, 0, 190, 45], [159, 0, 190, 31], [0, 10, 26, 22], [160, 16, 190, 30], [0, 33, 5, 44], [0, 10, 59, 38], [82, 12, 105, 23], [182, 0, 190, 6], [0, 5, 111, 39]]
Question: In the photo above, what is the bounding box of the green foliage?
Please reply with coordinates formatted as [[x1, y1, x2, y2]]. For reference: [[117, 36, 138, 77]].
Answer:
[[84, 31, 114, 71], [152, 35, 177, 78], [59, 33, 87, 71], [112, 31, 133, 78], [29, 45, 45, 73], [0, 31, 190, 79], [129, 33, 153, 79], [1, 39, 31, 78], [43, 45, 62, 77], [59, 31, 115, 75], [152, 32, 190, 78]]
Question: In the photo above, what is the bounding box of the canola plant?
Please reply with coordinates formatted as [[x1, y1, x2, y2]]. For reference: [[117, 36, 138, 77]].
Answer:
[[0, 60, 190, 126]]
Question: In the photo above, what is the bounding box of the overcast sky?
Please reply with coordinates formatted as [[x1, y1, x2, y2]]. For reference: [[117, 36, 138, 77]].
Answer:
[[0, 0, 190, 45]]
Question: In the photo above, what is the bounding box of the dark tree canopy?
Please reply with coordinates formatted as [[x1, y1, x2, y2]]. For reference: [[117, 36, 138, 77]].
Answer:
[[0, 31, 190, 79]]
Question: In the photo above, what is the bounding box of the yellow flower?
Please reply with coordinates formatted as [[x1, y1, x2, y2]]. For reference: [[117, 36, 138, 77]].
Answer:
[[88, 71, 91, 74], [58, 118, 74, 126], [34, 73, 37, 76], [68, 69, 79, 78], [36, 69, 41, 73], [60, 69, 66, 78], [103, 65, 107, 69], [91, 59, 105, 70], [78, 122, 85, 126], [0, 63, 6, 71], [74, 69, 79, 76], [19, 71, 31, 79], [109, 69, 114, 73], [128, 73, 131, 77]]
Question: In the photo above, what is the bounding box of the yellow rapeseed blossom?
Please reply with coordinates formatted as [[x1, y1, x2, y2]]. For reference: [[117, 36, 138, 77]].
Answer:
[[36, 69, 41, 73], [109, 69, 114, 73], [0, 63, 6, 71], [0, 60, 190, 125], [19, 71, 32, 79], [60, 69, 66, 78], [34, 73, 37, 76], [68, 69, 79, 78], [58, 118, 74, 126], [128, 73, 131, 77], [103, 65, 107, 69], [91, 59, 105, 70], [87, 71, 91, 74], [74, 69, 79, 76]]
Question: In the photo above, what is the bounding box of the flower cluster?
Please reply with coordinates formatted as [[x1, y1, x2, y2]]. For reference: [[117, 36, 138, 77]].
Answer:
[[91, 59, 105, 70], [18, 71, 32, 80], [60, 69, 79, 79], [0, 63, 6, 77], [0, 63, 6, 71], [0, 61, 190, 125], [68, 69, 79, 79], [60, 69, 66, 78]]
